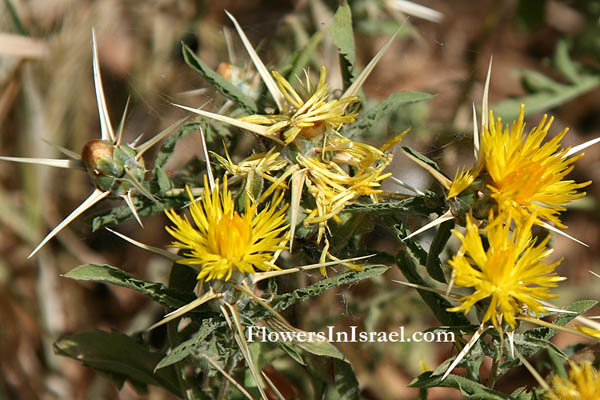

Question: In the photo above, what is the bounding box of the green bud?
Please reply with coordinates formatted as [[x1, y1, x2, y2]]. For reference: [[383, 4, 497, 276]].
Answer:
[[81, 140, 146, 195]]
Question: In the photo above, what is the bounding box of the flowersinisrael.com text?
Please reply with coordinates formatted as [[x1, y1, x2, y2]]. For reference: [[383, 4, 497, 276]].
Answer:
[[247, 326, 455, 344]]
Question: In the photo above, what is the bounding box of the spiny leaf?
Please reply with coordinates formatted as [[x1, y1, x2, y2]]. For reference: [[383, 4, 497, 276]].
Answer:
[[271, 265, 389, 311], [155, 318, 223, 370], [409, 372, 511, 399], [333, 359, 360, 400], [154, 167, 173, 193], [402, 146, 449, 181], [342, 91, 433, 138], [344, 191, 446, 216], [54, 330, 182, 397], [513, 335, 567, 360], [64, 264, 195, 308], [89, 197, 184, 231], [264, 318, 345, 360], [182, 44, 257, 113], [155, 122, 203, 169], [329, 2, 356, 90], [524, 299, 598, 343]]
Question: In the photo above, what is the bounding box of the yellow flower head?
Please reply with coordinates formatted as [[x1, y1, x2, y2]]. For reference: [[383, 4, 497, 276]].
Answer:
[[449, 105, 590, 228], [545, 361, 600, 400], [299, 133, 396, 243], [212, 147, 290, 197], [240, 66, 359, 144], [215, 131, 402, 246], [165, 176, 289, 282], [447, 168, 477, 199], [448, 212, 565, 330]]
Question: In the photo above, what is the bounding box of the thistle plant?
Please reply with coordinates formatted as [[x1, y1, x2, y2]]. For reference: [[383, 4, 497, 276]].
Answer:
[[447, 105, 590, 229], [173, 11, 407, 269], [165, 176, 289, 282], [5, 3, 600, 400], [0, 31, 183, 258], [544, 361, 600, 400], [447, 212, 565, 332]]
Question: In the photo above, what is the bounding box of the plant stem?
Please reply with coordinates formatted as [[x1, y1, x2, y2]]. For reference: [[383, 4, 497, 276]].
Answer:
[[166, 321, 192, 400], [487, 354, 500, 388]]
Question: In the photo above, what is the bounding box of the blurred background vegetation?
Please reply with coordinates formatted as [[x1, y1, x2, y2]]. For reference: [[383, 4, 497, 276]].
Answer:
[[1, 0, 599, 399]]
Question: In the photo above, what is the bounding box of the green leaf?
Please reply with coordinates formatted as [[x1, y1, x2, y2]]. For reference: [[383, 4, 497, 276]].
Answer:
[[409, 372, 511, 399], [330, 2, 356, 90], [554, 39, 580, 83], [54, 330, 182, 397], [155, 122, 203, 169], [547, 346, 568, 378], [89, 197, 184, 231], [425, 219, 453, 283], [182, 44, 257, 113], [491, 40, 600, 120], [297, 336, 345, 360], [554, 299, 598, 326], [342, 91, 433, 137], [520, 70, 564, 93], [271, 265, 389, 311], [5, 0, 29, 36], [64, 264, 195, 309], [154, 166, 173, 193], [525, 299, 598, 342], [401, 146, 449, 178], [515, 336, 567, 360], [502, 299, 598, 371], [329, 213, 374, 253], [395, 243, 470, 326], [513, 388, 540, 400], [333, 359, 360, 400], [397, 226, 428, 267], [155, 318, 222, 369], [345, 191, 446, 216], [277, 341, 306, 365], [492, 73, 600, 121]]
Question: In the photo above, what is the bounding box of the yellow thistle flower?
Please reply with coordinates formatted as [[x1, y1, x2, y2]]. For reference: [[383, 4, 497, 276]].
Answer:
[[447, 168, 477, 199], [545, 361, 600, 400], [299, 134, 395, 243], [216, 132, 401, 246], [239, 67, 359, 144], [165, 177, 289, 282], [212, 147, 290, 189], [449, 105, 589, 228], [448, 212, 565, 330]]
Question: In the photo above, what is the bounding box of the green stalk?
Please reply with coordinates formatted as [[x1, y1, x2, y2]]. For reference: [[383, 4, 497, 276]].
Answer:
[[4, 0, 29, 35]]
